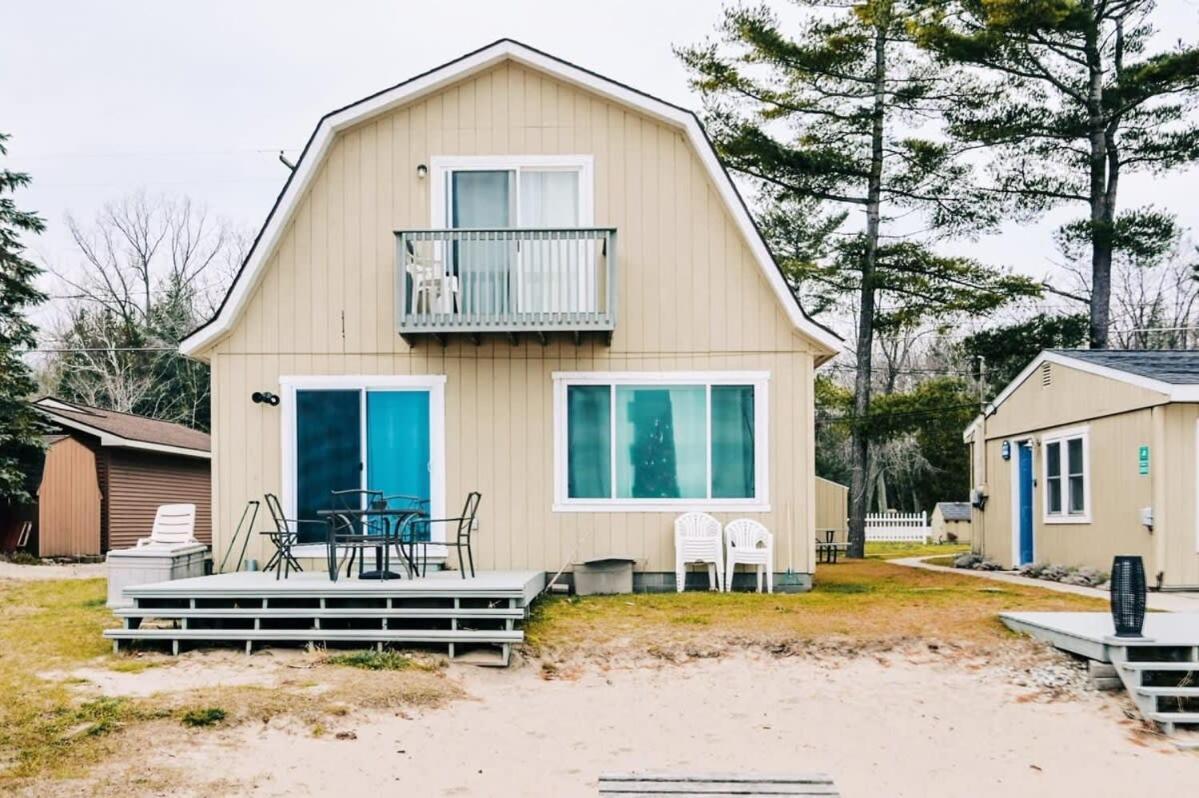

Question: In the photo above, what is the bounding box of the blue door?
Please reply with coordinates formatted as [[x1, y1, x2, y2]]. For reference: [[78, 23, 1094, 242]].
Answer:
[[366, 391, 431, 538], [1017, 443, 1035, 565]]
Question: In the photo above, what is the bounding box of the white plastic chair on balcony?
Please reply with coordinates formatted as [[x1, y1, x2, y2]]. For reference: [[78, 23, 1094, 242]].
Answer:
[[724, 518, 773, 593], [135, 504, 198, 548], [406, 243, 458, 314], [674, 512, 724, 592]]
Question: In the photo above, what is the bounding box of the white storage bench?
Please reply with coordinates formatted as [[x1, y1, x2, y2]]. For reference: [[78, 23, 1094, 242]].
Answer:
[[106, 544, 209, 608]]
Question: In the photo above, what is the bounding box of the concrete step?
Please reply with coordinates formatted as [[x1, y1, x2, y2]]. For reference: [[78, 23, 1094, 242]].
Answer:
[[1148, 711, 1199, 724], [116, 606, 524, 620], [1136, 686, 1199, 697], [103, 627, 522, 644], [1119, 662, 1199, 672]]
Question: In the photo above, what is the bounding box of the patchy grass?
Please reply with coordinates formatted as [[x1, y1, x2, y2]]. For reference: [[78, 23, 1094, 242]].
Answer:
[[0, 579, 460, 792], [180, 707, 226, 728], [864, 542, 971, 560], [924, 555, 960, 567], [524, 558, 1105, 658], [324, 650, 433, 672], [0, 551, 44, 566]]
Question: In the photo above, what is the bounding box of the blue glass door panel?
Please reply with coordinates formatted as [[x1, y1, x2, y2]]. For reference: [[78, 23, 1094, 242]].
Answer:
[[1018, 443, 1035, 565], [366, 391, 431, 539], [295, 390, 361, 541]]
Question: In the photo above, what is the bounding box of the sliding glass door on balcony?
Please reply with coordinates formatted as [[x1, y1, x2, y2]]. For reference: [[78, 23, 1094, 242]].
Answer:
[[447, 165, 594, 316]]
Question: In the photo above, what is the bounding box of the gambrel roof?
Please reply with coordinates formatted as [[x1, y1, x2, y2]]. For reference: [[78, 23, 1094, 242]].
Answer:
[[179, 39, 841, 359]]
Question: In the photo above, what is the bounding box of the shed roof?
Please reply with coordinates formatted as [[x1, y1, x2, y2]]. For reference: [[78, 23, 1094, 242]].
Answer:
[[1047, 349, 1199, 385], [935, 502, 971, 522], [34, 398, 210, 459]]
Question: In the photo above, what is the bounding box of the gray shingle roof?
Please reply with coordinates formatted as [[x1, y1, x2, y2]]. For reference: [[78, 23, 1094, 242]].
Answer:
[[1052, 349, 1199, 385], [935, 502, 971, 522]]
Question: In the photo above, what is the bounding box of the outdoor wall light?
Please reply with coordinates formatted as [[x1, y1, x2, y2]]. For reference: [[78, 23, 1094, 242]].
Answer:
[[251, 391, 280, 406], [416, 163, 428, 179]]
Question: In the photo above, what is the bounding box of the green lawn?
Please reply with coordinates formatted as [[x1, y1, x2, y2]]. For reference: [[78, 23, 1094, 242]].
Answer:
[[864, 541, 970, 560]]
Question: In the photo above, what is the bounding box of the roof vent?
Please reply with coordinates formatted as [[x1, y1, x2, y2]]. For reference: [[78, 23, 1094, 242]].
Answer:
[[1041, 362, 1052, 387]]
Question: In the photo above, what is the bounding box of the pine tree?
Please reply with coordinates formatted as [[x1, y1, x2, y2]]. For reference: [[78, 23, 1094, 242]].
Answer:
[[679, 1, 1038, 557], [914, 0, 1199, 348], [0, 133, 48, 503]]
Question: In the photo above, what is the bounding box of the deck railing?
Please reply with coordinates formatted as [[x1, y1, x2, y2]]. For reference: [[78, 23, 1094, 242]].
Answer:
[[395, 228, 617, 336]]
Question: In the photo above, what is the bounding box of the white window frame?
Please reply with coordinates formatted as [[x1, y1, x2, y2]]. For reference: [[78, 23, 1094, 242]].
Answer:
[[552, 371, 769, 513], [1041, 425, 1091, 524], [279, 374, 447, 558], [429, 154, 595, 229]]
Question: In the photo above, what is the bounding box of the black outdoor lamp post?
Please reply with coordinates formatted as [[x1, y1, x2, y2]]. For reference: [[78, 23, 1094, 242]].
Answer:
[[1110, 555, 1147, 638]]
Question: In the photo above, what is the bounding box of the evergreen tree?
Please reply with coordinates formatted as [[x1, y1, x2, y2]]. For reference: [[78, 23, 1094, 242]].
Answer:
[[679, 1, 1038, 557], [958, 313, 1090, 388], [914, 0, 1199, 348], [0, 133, 48, 503]]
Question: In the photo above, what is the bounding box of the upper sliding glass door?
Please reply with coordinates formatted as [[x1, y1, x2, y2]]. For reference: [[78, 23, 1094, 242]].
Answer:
[[451, 170, 514, 316], [446, 165, 589, 316]]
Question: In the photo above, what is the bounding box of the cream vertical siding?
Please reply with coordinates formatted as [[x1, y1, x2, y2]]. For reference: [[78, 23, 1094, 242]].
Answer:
[[814, 477, 847, 539], [201, 60, 824, 577], [1160, 404, 1199, 587], [971, 362, 1177, 581]]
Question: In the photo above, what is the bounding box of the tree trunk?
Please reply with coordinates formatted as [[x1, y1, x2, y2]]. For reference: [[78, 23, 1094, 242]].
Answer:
[[847, 15, 889, 559], [1084, 10, 1112, 349]]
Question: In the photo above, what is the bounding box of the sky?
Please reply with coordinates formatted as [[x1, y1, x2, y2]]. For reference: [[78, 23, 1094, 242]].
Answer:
[[5, 0, 1199, 339]]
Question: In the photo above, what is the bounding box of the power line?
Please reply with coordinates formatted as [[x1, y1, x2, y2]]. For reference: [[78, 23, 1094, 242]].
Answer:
[[816, 402, 981, 425]]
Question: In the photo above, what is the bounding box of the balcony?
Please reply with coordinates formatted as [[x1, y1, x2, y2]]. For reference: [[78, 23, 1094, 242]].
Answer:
[[395, 228, 617, 346]]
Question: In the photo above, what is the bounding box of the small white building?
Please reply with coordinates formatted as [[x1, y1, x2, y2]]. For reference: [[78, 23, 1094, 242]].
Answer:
[[931, 502, 972, 543]]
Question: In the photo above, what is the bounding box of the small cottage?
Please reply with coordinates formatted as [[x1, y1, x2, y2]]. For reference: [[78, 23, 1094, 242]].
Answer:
[[931, 501, 972, 543], [31, 398, 211, 557], [964, 350, 1199, 589]]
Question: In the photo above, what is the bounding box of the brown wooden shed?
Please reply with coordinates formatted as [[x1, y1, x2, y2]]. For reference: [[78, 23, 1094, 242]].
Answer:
[[33, 398, 211, 557]]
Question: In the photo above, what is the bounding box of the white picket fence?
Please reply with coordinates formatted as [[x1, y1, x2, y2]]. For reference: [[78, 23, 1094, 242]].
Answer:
[[864, 512, 929, 543]]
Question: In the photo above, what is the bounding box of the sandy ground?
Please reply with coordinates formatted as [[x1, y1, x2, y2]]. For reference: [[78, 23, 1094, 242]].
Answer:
[[92, 650, 1197, 798], [0, 560, 105, 581]]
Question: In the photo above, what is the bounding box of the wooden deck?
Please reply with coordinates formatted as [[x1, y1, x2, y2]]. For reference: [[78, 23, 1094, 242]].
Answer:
[[105, 570, 545, 666]]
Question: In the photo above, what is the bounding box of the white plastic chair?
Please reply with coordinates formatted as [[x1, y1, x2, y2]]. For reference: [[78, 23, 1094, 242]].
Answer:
[[674, 512, 724, 592], [724, 518, 774, 593], [135, 504, 198, 547]]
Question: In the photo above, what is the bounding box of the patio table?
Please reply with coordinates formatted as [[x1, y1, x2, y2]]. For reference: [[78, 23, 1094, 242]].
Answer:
[[317, 506, 425, 581]]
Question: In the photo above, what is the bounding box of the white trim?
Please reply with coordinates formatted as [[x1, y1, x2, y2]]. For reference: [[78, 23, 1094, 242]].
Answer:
[[551, 370, 770, 512], [278, 374, 447, 553], [33, 407, 210, 460], [429, 154, 595, 229], [1040, 424, 1091, 525], [178, 39, 841, 359], [1195, 417, 1199, 554]]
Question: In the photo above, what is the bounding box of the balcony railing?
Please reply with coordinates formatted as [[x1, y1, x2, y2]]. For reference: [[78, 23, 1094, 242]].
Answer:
[[395, 228, 617, 342]]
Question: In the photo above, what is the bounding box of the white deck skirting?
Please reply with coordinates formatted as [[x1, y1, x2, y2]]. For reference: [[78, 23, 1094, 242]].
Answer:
[[104, 570, 545, 666]]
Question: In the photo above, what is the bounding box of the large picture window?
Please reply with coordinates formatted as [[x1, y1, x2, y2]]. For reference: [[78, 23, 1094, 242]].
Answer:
[[1042, 426, 1089, 523], [553, 372, 768, 511]]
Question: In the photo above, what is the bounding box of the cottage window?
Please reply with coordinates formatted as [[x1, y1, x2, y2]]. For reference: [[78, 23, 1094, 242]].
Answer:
[[553, 373, 769, 512], [1042, 427, 1089, 523]]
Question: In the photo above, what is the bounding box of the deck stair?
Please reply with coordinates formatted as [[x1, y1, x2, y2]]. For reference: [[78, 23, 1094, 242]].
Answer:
[[103, 570, 545, 666], [1110, 645, 1199, 736], [1000, 611, 1199, 741]]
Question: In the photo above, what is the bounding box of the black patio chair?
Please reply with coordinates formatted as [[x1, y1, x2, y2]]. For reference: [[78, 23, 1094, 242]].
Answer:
[[261, 493, 316, 580], [404, 492, 481, 578]]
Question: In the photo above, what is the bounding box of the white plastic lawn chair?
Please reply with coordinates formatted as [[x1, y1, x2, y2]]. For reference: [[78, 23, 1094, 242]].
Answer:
[[724, 518, 773, 593], [135, 504, 198, 547], [674, 512, 724, 592]]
